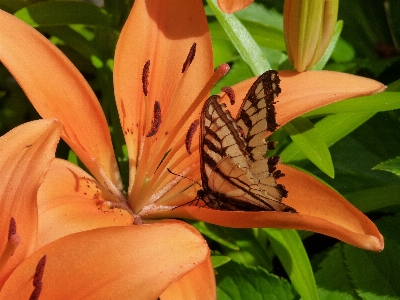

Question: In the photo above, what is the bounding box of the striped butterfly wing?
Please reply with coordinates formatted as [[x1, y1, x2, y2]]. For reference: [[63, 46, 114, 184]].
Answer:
[[235, 70, 294, 211], [199, 92, 295, 212]]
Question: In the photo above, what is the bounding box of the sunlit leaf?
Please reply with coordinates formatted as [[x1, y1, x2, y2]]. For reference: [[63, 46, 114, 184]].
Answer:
[[284, 117, 334, 178], [264, 229, 319, 300]]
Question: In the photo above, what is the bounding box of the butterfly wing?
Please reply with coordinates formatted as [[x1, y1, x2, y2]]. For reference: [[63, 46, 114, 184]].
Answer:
[[235, 71, 292, 203], [199, 94, 294, 212]]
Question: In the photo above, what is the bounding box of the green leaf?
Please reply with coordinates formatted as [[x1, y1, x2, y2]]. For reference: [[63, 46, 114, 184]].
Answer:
[[205, 0, 271, 75], [373, 156, 400, 177], [283, 117, 334, 178], [315, 216, 400, 299], [345, 215, 400, 299], [315, 244, 359, 300], [264, 229, 319, 300], [345, 185, 400, 213], [216, 261, 296, 300], [192, 222, 240, 250], [280, 112, 375, 164], [311, 21, 343, 71], [304, 92, 400, 117], [14, 1, 112, 28], [212, 255, 232, 268]]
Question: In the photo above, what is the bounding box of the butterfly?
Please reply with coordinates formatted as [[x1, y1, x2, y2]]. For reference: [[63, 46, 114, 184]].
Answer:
[[197, 70, 296, 212]]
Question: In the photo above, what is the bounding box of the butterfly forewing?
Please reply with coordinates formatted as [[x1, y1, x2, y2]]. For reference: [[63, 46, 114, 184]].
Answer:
[[199, 86, 295, 212]]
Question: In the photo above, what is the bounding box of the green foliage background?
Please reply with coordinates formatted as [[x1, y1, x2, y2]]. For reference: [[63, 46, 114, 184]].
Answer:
[[1, 0, 400, 299]]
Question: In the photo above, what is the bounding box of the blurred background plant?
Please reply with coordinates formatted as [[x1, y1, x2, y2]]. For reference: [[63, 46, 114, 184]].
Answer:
[[1, 0, 399, 299]]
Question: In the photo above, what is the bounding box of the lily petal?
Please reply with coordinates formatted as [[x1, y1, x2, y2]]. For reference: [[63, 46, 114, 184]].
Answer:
[[0, 9, 122, 190], [0, 119, 61, 287], [218, 0, 254, 14], [114, 0, 213, 193], [157, 165, 383, 252], [228, 70, 386, 128], [0, 222, 211, 299], [36, 159, 134, 250], [160, 257, 216, 299]]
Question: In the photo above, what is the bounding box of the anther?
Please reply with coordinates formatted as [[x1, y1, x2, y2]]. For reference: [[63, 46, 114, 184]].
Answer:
[[8, 217, 16, 239], [146, 101, 162, 137], [0, 217, 20, 272], [142, 60, 150, 96], [185, 119, 199, 155], [30, 255, 46, 300], [221, 86, 235, 105], [182, 43, 196, 73]]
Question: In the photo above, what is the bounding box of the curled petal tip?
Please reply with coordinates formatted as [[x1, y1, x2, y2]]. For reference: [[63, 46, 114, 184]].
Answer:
[[366, 234, 384, 252]]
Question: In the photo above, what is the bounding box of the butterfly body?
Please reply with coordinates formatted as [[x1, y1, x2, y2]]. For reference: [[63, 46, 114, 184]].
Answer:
[[198, 70, 296, 213]]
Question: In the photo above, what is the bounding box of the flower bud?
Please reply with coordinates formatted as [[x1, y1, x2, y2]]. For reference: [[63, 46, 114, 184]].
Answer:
[[284, 0, 339, 71]]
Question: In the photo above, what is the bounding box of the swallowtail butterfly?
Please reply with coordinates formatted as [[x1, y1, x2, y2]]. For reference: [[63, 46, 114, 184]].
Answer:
[[197, 70, 296, 212]]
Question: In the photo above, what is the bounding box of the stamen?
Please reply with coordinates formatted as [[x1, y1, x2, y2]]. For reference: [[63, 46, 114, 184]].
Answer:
[[8, 216, 16, 239], [221, 86, 235, 105], [0, 217, 21, 273], [132, 64, 230, 209], [146, 101, 162, 137], [146, 63, 230, 174], [142, 60, 150, 96], [182, 43, 196, 73], [30, 255, 46, 300], [185, 120, 199, 155]]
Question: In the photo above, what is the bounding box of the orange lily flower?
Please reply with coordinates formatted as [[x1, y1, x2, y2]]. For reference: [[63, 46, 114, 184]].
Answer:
[[0, 1, 384, 297], [0, 120, 61, 292], [217, 0, 254, 14], [0, 125, 211, 299]]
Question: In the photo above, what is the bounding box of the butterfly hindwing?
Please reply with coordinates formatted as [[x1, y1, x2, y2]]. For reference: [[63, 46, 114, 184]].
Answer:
[[199, 80, 295, 212]]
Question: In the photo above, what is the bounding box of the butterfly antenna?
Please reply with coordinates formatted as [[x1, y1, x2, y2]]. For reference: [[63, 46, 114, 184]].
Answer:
[[167, 168, 202, 187]]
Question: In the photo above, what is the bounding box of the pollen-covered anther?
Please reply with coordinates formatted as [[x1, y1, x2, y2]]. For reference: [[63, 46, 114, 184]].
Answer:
[[185, 119, 199, 155], [0, 217, 21, 273], [182, 42, 196, 73], [142, 60, 150, 96], [30, 255, 46, 300], [146, 101, 162, 137], [8, 216, 16, 239], [221, 86, 235, 105]]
